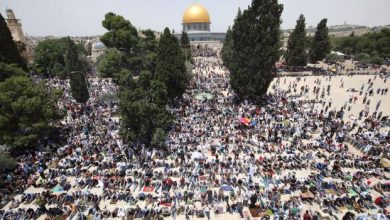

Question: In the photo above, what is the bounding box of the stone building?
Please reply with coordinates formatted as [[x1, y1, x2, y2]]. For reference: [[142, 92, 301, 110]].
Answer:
[[5, 9, 34, 62]]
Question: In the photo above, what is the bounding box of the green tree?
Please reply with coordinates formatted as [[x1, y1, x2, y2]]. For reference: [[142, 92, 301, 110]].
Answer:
[[65, 37, 80, 74], [0, 63, 26, 82], [0, 150, 17, 186], [0, 74, 61, 151], [0, 13, 26, 69], [368, 56, 384, 65], [221, 26, 233, 68], [285, 14, 307, 66], [140, 30, 158, 73], [33, 38, 88, 77], [180, 31, 192, 64], [100, 12, 139, 54], [156, 28, 190, 102], [180, 31, 190, 48], [0, 151, 17, 174], [98, 13, 175, 149], [119, 78, 171, 148], [334, 28, 390, 60], [326, 53, 344, 63], [78, 54, 92, 73], [222, 9, 242, 68], [354, 52, 370, 63], [69, 71, 89, 103], [309, 19, 331, 63], [229, 0, 283, 99], [65, 37, 80, 75], [97, 48, 124, 78]]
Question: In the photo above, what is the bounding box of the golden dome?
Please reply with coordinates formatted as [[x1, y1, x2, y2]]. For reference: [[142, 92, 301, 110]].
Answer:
[[182, 3, 211, 24]]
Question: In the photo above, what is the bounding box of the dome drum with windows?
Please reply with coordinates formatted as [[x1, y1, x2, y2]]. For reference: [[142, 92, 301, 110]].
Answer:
[[182, 3, 211, 32]]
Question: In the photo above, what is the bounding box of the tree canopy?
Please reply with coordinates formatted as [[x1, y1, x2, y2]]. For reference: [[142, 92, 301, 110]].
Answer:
[[33, 38, 90, 78], [0, 62, 26, 82], [120, 74, 172, 148], [180, 31, 190, 49], [0, 65, 61, 151], [156, 28, 190, 102], [65, 38, 80, 75], [229, 0, 283, 100], [221, 26, 233, 67], [97, 48, 125, 79], [100, 12, 139, 54], [99, 13, 154, 76], [69, 71, 89, 104], [99, 13, 190, 149], [0, 13, 26, 69], [285, 14, 307, 66], [334, 28, 390, 64], [309, 19, 331, 63], [64, 39, 90, 104]]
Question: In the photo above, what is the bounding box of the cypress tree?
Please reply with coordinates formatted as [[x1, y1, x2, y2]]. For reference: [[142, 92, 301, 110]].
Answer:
[[156, 28, 190, 102], [65, 38, 89, 103], [230, 0, 283, 99], [222, 9, 242, 69], [309, 19, 331, 63], [65, 37, 80, 75], [0, 13, 26, 69], [69, 71, 89, 103], [180, 31, 190, 48], [285, 14, 307, 66], [221, 26, 233, 68]]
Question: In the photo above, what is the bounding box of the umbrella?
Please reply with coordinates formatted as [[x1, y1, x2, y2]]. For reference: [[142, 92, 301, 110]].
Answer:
[[290, 207, 299, 216], [143, 186, 155, 193], [375, 196, 385, 206], [348, 189, 357, 197], [251, 121, 258, 126], [240, 117, 250, 125], [265, 209, 273, 216], [194, 93, 214, 101], [52, 185, 64, 193], [345, 175, 353, 181], [200, 186, 207, 193], [220, 185, 233, 192]]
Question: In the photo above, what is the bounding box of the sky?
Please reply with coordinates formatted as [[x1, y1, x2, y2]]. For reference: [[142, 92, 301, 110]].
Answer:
[[1, 0, 390, 36]]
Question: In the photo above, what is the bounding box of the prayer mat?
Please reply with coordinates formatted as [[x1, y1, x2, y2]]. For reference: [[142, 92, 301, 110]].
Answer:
[[265, 209, 273, 215], [249, 208, 261, 218], [143, 186, 155, 192], [339, 206, 347, 211], [325, 189, 337, 195], [110, 199, 117, 204], [159, 202, 172, 207]]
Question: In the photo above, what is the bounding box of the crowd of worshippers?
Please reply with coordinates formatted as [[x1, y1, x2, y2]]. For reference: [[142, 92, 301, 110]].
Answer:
[[191, 47, 217, 58], [0, 49, 389, 220]]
